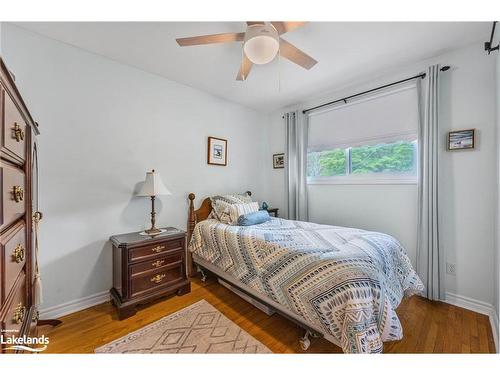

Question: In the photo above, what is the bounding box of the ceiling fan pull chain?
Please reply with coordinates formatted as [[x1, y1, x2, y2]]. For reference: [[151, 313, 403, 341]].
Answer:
[[241, 45, 245, 80], [278, 46, 281, 92]]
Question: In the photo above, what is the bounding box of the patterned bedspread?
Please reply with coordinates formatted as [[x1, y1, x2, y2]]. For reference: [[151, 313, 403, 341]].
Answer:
[[189, 217, 424, 353]]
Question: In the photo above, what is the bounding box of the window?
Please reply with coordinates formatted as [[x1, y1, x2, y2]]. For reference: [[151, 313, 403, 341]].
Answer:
[[307, 84, 419, 184], [307, 139, 417, 182]]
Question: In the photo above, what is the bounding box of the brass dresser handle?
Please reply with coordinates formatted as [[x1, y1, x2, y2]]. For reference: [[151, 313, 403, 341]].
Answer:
[[13, 186, 24, 202], [12, 244, 25, 263], [13, 122, 24, 142], [150, 274, 166, 284], [151, 245, 165, 253], [152, 260, 165, 268], [13, 303, 26, 324]]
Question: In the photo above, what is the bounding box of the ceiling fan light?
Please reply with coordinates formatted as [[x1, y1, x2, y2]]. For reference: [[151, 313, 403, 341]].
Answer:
[[243, 24, 279, 65]]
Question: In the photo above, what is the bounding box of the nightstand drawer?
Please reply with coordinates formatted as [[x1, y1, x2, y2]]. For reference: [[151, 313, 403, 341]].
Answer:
[[129, 251, 183, 277], [128, 238, 184, 263], [130, 263, 184, 298]]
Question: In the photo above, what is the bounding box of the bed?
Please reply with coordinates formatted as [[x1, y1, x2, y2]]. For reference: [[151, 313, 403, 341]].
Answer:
[[186, 192, 424, 353]]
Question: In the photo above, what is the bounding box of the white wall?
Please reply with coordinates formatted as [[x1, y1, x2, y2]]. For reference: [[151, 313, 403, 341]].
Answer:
[[495, 49, 500, 349], [0, 22, 3, 56], [266, 42, 497, 307], [266, 113, 286, 215], [1, 24, 269, 311]]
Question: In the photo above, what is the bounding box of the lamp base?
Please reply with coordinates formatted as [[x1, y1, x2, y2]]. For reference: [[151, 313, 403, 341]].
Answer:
[[139, 228, 167, 236], [145, 227, 162, 234]]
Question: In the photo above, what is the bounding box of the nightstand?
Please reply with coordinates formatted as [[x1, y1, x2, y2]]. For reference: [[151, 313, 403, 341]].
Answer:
[[267, 208, 279, 217], [109, 227, 191, 320]]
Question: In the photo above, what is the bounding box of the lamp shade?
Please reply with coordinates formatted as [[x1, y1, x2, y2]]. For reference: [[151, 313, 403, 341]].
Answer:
[[137, 170, 171, 197], [243, 24, 279, 65]]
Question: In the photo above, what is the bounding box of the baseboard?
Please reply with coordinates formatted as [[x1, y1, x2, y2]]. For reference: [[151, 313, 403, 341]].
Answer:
[[444, 292, 493, 316], [490, 311, 499, 353], [39, 290, 110, 319], [445, 292, 498, 352]]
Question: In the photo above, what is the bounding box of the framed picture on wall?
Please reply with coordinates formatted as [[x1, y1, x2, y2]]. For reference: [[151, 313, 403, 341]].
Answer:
[[207, 136, 227, 166], [273, 153, 285, 169], [448, 129, 475, 151]]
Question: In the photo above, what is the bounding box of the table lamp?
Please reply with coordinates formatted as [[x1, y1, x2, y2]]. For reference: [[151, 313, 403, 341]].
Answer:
[[137, 169, 171, 235]]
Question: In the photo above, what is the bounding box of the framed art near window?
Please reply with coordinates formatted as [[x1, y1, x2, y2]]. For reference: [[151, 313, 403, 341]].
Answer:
[[273, 153, 284, 169], [207, 136, 227, 166], [448, 129, 475, 151]]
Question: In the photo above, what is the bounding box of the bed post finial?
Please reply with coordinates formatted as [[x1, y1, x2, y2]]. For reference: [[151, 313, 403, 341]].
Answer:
[[188, 193, 196, 239]]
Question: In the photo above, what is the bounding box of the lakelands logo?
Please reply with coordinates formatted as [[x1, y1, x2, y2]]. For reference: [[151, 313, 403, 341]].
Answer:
[[1, 333, 49, 352]]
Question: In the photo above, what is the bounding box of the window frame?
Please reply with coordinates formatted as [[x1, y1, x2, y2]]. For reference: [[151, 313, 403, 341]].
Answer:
[[307, 138, 418, 185]]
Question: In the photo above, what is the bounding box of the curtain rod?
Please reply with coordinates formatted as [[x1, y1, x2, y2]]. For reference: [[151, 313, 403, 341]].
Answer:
[[301, 65, 450, 115], [485, 21, 499, 54]]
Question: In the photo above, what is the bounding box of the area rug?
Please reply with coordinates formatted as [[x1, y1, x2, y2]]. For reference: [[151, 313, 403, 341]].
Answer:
[[95, 300, 272, 353]]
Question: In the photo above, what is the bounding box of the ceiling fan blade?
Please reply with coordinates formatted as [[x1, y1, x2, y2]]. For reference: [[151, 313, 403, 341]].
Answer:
[[246, 21, 265, 26], [176, 32, 245, 46], [271, 22, 307, 35], [236, 54, 253, 81], [279, 38, 317, 70]]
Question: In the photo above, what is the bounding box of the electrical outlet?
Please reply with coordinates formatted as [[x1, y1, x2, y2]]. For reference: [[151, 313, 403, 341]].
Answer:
[[446, 262, 456, 276]]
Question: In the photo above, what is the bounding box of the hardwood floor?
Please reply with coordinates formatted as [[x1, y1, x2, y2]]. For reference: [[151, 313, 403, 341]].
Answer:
[[38, 278, 496, 354]]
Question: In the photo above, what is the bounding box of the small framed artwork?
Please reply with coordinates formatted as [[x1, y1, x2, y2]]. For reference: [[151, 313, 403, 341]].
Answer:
[[448, 129, 475, 151], [207, 136, 227, 166], [273, 153, 285, 169]]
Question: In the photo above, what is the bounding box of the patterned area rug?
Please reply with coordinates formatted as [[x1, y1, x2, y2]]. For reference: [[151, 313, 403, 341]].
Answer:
[[95, 300, 272, 353]]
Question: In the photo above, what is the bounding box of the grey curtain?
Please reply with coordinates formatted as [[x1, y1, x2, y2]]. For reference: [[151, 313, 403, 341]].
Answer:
[[284, 111, 309, 221], [416, 65, 444, 300]]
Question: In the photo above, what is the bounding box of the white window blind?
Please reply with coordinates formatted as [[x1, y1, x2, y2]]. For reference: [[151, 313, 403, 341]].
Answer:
[[307, 84, 419, 152]]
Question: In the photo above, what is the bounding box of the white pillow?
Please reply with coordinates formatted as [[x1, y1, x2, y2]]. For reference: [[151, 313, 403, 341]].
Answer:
[[212, 200, 233, 224], [229, 202, 260, 225], [210, 193, 252, 222]]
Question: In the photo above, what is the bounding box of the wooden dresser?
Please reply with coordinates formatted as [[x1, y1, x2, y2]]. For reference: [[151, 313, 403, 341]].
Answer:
[[0, 58, 41, 353], [110, 228, 191, 319]]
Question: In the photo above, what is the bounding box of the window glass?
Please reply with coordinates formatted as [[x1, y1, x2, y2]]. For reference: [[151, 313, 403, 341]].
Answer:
[[307, 149, 346, 177], [350, 141, 416, 175], [307, 139, 417, 181]]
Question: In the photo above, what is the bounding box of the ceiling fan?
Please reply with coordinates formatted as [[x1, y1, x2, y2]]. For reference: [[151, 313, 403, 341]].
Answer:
[[176, 22, 318, 81]]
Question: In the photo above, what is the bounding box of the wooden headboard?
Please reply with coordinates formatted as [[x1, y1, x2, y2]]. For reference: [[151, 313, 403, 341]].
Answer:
[[186, 191, 251, 276]]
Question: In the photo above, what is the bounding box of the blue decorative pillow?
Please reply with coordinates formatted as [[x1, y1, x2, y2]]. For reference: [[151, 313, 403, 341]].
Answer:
[[237, 210, 271, 226]]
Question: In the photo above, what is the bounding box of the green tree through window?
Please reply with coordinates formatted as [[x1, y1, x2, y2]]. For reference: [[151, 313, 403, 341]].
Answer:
[[307, 140, 416, 178]]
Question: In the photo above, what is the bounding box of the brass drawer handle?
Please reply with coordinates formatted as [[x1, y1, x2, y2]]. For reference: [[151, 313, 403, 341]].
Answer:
[[13, 186, 24, 202], [13, 303, 26, 324], [150, 274, 166, 284], [13, 122, 25, 142], [151, 245, 165, 253], [12, 244, 25, 263], [152, 259, 165, 268]]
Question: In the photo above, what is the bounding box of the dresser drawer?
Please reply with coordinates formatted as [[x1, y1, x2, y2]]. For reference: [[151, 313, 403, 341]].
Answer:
[[1, 89, 26, 165], [0, 163, 26, 232], [0, 221, 26, 303], [128, 237, 184, 263], [129, 251, 183, 277], [1, 271, 27, 335], [130, 263, 184, 298]]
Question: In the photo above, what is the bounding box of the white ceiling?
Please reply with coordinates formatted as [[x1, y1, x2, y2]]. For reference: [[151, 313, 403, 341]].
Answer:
[[13, 22, 490, 112]]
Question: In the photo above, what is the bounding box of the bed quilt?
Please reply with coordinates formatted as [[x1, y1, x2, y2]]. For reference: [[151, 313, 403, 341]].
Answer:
[[189, 218, 424, 353]]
